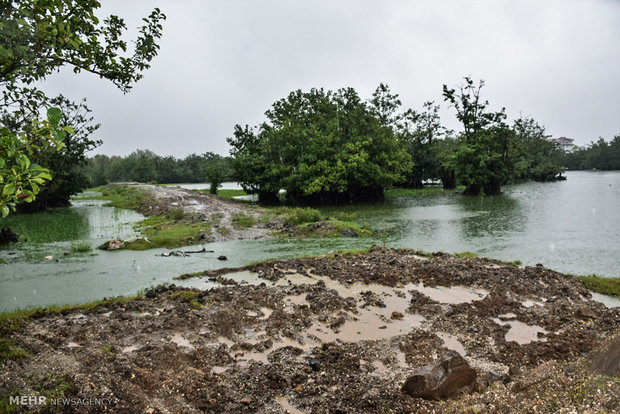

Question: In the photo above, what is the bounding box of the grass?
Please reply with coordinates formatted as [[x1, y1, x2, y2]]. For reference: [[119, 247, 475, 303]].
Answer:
[[124, 217, 213, 250], [272, 207, 323, 226], [578, 275, 620, 298], [70, 241, 91, 253], [216, 226, 231, 236], [216, 189, 249, 199], [89, 184, 150, 210], [170, 290, 202, 309], [455, 251, 479, 259], [385, 185, 464, 199], [101, 345, 116, 361], [232, 212, 256, 229]]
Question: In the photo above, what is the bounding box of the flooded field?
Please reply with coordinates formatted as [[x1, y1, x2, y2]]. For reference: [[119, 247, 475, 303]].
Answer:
[[1, 171, 619, 311]]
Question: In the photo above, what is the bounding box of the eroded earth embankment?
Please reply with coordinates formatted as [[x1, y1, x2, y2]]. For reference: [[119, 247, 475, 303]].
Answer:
[[1, 247, 619, 413]]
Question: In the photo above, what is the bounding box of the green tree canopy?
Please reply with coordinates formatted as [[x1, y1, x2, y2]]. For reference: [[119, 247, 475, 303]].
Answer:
[[0, 0, 166, 216], [228, 86, 412, 204]]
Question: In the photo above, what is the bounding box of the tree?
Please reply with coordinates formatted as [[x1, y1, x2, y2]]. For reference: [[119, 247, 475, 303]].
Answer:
[[2, 96, 102, 211], [511, 116, 563, 182], [443, 77, 511, 195], [228, 86, 412, 205], [398, 101, 445, 188], [1, 0, 166, 215]]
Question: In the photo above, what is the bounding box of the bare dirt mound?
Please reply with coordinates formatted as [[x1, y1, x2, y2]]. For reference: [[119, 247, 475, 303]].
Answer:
[[1, 247, 619, 413], [134, 184, 272, 242]]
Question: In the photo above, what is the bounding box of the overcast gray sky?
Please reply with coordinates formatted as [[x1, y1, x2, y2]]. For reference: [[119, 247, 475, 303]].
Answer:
[[41, 0, 620, 158]]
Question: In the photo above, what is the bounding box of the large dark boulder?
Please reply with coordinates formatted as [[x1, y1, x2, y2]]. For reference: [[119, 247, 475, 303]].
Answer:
[[402, 351, 477, 399], [589, 335, 620, 378]]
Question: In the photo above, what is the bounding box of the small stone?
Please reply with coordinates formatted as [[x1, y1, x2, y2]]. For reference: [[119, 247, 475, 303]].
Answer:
[[391, 311, 404, 320], [217, 255, 228, 261], [308, 358, 321, 371]]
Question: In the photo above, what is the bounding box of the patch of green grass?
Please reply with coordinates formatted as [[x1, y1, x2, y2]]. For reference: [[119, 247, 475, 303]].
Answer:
[[232, 212, 256, 229], [217, 189, 249, 199], [216, 226, 231, 236], [124, 218, 212, 250], [272, 206, 323, 226], [170, 290, 202, 309], [165, 207, 186, 221], [385, 186, 464, 199], [0, 337, 29, 364], [455, 251, 479, 259], [578, 275, 620, 298], [91, 184, 150, 210], [211, 213, 224, 224], [70, 241, 91, 253], [101, 345, 116, 361]]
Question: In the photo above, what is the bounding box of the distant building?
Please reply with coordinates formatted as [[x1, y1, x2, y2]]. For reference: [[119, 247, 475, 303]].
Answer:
[[547, 136, 576, 152]]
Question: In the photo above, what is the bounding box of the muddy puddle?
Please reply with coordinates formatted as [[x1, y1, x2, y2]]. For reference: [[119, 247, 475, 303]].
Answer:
[[182, 268, 498, 369]]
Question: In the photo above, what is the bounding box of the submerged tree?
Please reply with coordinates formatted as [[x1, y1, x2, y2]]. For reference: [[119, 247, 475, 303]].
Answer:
[[228, 86, 412, 205], [0, 0, 166, 215], [443, 78, 511, 195]]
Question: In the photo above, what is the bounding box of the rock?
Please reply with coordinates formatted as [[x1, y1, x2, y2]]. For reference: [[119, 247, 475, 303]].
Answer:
[[308, 358, 321, 372], [402, 351, 477, 399], [218, 255, 228, 261], [99, 240, 124, 250], [340, 229, 358, 238], [589, 335, 620, 378]]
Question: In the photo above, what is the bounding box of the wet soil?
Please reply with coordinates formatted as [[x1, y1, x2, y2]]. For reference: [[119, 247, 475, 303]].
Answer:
[[132, 184, 273, 242], [2, 247, 619, 413]]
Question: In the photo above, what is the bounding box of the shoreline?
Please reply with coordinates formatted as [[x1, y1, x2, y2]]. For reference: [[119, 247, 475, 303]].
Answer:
[[2, 247, 618, 412]]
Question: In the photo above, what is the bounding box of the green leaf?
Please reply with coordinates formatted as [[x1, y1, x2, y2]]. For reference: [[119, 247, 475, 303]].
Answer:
[[47, 107, 63, 126], [37, 172, 53, 180], [0, 158, 5, 168], [2, 183, 16, 196], [1, 205, 9, 218]]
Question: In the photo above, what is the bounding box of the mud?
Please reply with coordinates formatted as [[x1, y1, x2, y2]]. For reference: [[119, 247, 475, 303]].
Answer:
[[129, 183, 273, 242], [1, 246, 619, 413]]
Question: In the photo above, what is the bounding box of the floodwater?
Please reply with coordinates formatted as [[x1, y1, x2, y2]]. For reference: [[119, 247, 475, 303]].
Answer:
[[1, 171, 619, 311]]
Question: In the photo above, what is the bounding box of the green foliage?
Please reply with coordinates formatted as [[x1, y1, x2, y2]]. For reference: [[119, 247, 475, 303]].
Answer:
[[443, 78, 514, 195], [214, 189, 248, 199], [0, 1, 165, 90], [228, 86, 412, 204], [578, 275, 620, 298], [96, 184, 149, 209], [83, 151, 234, 186], [0, 337, 29, 363], [205, 158, 226, 194], [231, 212, 255, 229], [385, 186, 462, 198], [101, 345, 116, 361], [1, 1, 166, 214], [0, 107, 69, 216], [170, 290, 202, 309], [125, 218, 213, 250], [166, 207, 186, 221], [70, 240, 91, 253], [562, 135, 620, 170], [455, 251, 479, 259], [273, 207, 323, 227]]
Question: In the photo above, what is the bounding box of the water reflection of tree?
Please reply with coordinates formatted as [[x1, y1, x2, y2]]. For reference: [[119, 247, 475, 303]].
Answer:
[[457, 194, 525, 240]]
